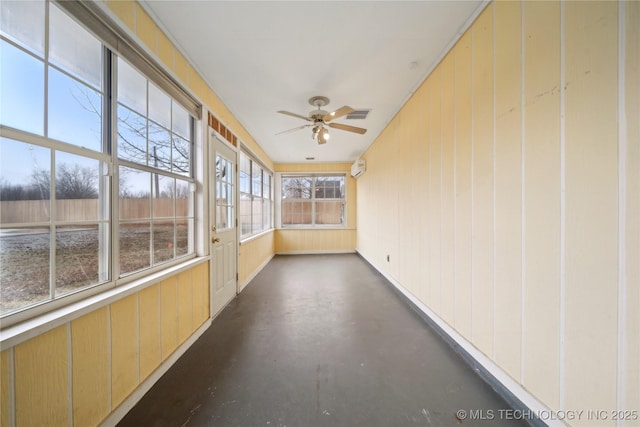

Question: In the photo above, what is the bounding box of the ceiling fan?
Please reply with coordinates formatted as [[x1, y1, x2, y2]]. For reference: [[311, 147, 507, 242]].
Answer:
[[277, 96, 367, 144]]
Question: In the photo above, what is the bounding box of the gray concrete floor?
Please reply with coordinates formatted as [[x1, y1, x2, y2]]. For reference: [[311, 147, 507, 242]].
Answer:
[[118, 254, 527, 427]]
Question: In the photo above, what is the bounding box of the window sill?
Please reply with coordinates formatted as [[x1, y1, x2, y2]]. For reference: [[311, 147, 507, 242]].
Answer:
[[0, 256, 209, 348], [277, 226, 355, 230], [240, 228, 274, 245]]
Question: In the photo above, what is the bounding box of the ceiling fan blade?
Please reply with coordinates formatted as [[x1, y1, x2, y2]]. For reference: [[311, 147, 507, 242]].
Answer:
[[277, 110, 312, 121], [276, 124, 311, 135], [328, 122, 367, 134], [323, 106, 354, 122]]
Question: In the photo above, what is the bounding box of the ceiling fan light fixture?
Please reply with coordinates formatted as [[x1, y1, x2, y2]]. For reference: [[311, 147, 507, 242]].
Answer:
[[318, 128, 330, 144], [312, 125, 321, 140]]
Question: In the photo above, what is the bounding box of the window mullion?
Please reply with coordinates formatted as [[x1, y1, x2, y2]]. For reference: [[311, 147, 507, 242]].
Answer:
[[49, 150, 56, 301], [311, 177, 316, 226], [110, 48, 120, 281]]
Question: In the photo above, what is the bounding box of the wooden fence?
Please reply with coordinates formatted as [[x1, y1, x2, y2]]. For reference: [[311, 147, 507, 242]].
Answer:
[[0, 199, 188, 223]]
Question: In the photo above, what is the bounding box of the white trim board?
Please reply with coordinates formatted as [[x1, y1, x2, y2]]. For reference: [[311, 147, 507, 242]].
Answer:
[[274, 250, 357, 256], [356, 250, 565, 427]]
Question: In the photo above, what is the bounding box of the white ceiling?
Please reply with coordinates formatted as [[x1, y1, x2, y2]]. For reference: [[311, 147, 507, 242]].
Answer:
[[142, 1, 484, 164]]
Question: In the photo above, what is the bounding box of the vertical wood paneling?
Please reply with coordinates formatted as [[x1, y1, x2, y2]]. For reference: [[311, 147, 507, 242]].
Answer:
[[71, 308, 109, 426], [471, 6, 495, 356], [161, 276, 179, 359], [139, 284, 161, 381], [346, 172, 357, 227], [110, 294, 139, 408], [429, 67, 443, 314], [415, 82, 430, 304], [453, 31, 473, 340], [174, 51, 191, 87], [398, 106, 418, 295], [134, 3, 156, 51], [494, 0, 523, 380], [408, 95, 423, 297], [386, 120, 401, 281], [1, 350, 11, 427], [156, 30, 175, 71], [624, 0, 640, 412], [421, 77, 433, 303], [564, 1, 618, 416], [15, 326, 68, 427], [106, 0, 134, 31], [192, 261, 209, 325], [355, 0, 632, 420], [178, 270, 193, 344], [522, 0, 561, 407], [441, 51, 456, 325]]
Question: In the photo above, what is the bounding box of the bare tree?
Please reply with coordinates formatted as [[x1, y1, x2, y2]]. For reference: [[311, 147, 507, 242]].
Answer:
[[55, 163, 98, 199], [73, 84, 190, 175], [282, 177, 312, 199]]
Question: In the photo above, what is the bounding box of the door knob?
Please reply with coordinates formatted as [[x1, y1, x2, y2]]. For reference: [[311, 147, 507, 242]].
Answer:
[[212, 237, 220, 243], [211, 225, 217, 232]]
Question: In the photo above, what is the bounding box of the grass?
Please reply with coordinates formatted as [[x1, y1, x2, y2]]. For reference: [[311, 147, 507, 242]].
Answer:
[[0, 224, 189, 314]]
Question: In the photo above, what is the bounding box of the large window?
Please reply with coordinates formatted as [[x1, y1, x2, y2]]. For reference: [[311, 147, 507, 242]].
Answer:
[[117, 58, 194, 275], [239, 151, 272, 238], [281, 175, 345, 227], [0, 0, 197, 321]]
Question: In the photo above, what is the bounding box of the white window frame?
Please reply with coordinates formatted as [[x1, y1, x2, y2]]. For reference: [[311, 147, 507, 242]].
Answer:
[[278, 173, 347, 229], [0, 0, 201, 327], [239, 149, 273, 240]]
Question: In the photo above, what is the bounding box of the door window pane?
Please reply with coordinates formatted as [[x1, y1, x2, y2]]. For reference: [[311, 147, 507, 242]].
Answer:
[[0, 40, 44, 135]]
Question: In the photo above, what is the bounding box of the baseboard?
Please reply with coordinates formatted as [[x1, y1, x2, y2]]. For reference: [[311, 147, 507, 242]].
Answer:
[[356, 250, 564, 427], [275, 250, 356, 255], [239, 254, 274, 292], [100, 318, 213, 426]]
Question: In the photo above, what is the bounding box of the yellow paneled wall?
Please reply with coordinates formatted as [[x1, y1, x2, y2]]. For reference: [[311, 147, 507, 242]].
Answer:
[[357, 1, 639, 423], [0, 262, 209, 427], [275, 163, 357, 254], [239, 231, 275, 291], [71, 308, 109, 426]]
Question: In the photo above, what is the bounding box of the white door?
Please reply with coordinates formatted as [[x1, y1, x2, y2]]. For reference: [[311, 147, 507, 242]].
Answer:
[[209, 133, 237, 316]]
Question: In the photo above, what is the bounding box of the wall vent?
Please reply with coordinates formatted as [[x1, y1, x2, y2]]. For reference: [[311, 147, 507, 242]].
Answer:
[[346, 109, 370, 120]]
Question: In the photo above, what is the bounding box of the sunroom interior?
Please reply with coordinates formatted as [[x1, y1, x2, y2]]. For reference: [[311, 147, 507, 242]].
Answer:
[[0, 1, 638, 426]]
